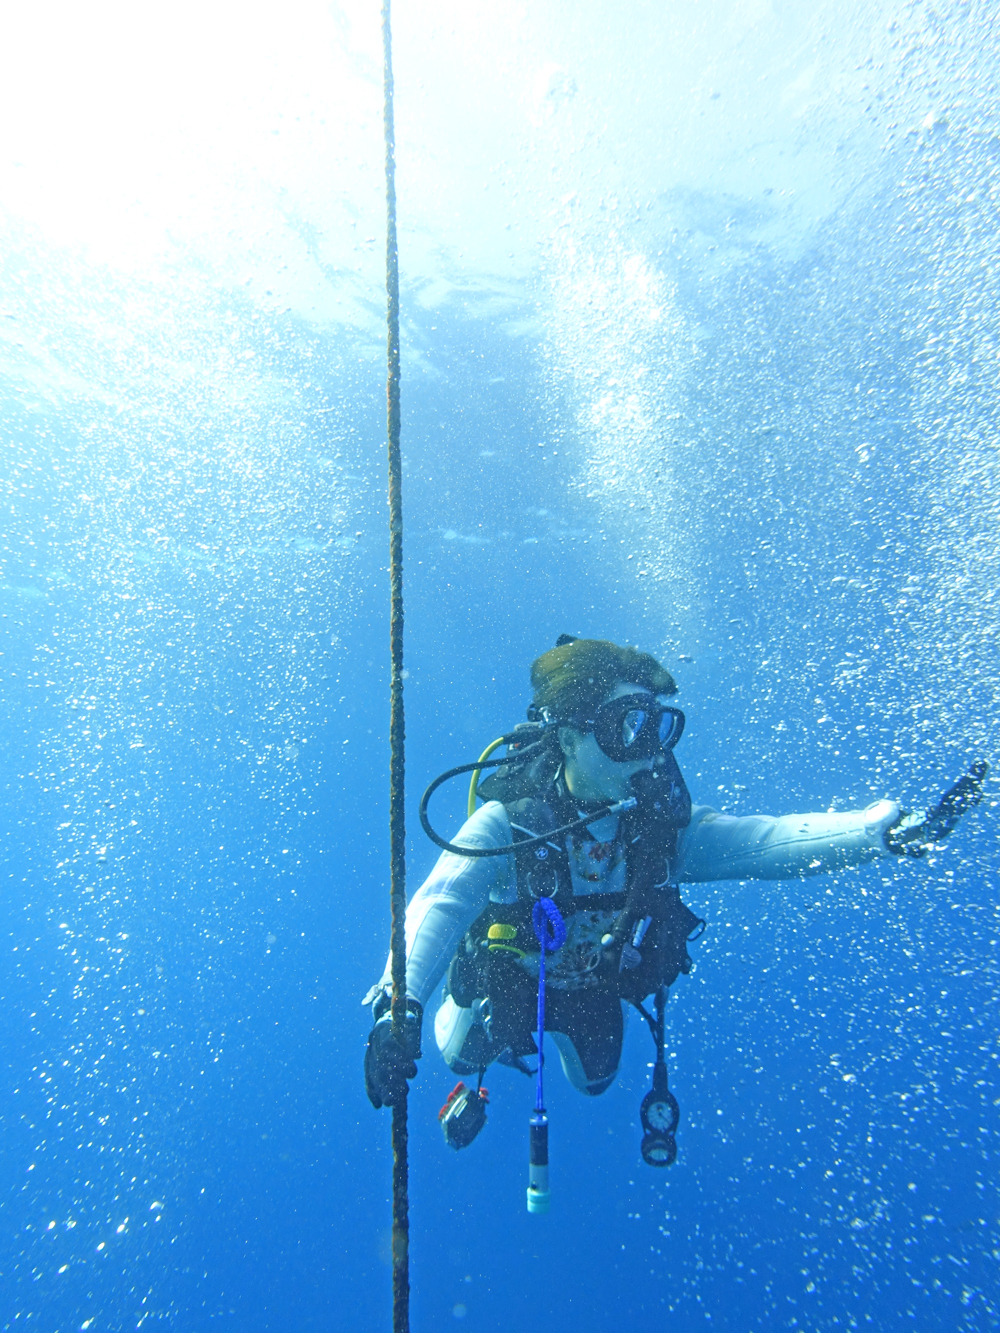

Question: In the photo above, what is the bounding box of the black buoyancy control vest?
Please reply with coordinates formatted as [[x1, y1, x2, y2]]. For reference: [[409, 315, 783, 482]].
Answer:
[[448, 746, 705, 1009]]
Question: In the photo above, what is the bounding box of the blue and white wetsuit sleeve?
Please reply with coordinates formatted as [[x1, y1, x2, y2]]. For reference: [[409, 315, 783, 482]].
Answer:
[[371, 800, 514, 1009], [675, 799, 902, 883]]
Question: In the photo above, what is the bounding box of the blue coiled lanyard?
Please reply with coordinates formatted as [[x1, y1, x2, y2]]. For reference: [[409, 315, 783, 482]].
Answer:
[[527, 897, 567, 1214]]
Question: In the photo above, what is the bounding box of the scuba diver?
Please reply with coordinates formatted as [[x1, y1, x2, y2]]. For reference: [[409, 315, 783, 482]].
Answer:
[[363, 636, 988, 1167]]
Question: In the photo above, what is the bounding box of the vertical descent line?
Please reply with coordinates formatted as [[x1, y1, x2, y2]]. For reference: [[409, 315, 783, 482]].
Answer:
[[382, 1, 409, 1330]]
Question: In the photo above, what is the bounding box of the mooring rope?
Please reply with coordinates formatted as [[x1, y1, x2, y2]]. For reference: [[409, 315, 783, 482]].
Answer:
[[381, 1, 409, 1329]]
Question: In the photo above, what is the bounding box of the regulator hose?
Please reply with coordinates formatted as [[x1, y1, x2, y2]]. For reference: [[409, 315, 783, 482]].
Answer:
[[418, 737, 637, 858]]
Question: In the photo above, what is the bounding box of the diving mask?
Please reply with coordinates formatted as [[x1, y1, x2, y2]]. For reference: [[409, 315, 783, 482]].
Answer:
[[578, 692, 685, 763]]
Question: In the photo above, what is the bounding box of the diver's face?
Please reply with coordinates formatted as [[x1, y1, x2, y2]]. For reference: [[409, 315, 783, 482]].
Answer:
[[559, 680, 658, 804]]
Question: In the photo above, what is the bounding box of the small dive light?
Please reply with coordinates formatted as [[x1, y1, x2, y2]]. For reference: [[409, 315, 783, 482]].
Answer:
[[527, 1110, 550, 1214], [527, 898, 564, 1215]]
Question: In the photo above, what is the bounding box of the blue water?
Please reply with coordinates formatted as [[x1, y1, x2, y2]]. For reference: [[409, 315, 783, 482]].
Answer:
[[2, 2, 999, 1329]]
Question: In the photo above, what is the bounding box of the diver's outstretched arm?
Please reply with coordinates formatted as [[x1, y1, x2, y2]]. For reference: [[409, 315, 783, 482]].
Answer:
[[676, 799, 901, 883], [676, 761, 989, 884]]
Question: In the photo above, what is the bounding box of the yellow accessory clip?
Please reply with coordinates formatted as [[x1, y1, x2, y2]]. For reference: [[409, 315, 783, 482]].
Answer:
[[485, 922, 528, 958]]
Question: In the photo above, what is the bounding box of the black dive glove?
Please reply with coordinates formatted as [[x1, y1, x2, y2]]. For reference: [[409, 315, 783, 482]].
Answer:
[[886, 760, 989, 858], [364, 991, 423, 1109]]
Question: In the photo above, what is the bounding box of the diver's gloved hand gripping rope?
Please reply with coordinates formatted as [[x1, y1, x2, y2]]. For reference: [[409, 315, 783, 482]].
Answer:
[[885, 760, 989, 857], [364, 990, 423, 1110]]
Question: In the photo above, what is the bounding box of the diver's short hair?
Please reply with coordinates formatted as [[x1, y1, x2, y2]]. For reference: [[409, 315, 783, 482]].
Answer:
[[530, 638, 677, 723]]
